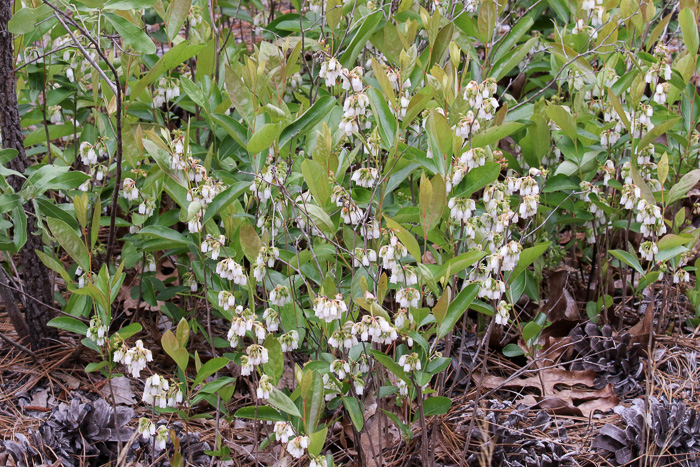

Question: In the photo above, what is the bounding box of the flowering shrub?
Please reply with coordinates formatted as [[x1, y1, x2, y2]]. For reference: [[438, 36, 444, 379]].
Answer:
[[2, 0, 700, 465]]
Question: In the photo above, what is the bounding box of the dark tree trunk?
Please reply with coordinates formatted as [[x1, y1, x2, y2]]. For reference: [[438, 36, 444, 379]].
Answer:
[[0, 1, 57, 349]]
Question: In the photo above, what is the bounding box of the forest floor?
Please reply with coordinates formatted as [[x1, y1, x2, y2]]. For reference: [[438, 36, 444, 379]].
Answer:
[[1, 276, 699, 466]]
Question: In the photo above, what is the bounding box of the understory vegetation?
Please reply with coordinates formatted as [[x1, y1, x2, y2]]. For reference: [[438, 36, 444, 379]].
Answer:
[[1, 0, 700, 465]]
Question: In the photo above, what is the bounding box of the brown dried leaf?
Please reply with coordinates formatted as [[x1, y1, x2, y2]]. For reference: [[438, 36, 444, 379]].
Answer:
[[422, 250, 437, 264], [481, 368, 618, 417], [520, 384, 619, 417], [629, 301, 653, 347], [478, 368, 597, 396], [100, 376, 136, 406], [541, 270, 580, 322]]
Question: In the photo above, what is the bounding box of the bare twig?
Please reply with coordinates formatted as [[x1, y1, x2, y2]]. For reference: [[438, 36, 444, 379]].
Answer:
[[44, 2, 124, 266]]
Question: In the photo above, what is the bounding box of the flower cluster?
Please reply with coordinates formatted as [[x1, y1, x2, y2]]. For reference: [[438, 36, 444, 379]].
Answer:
[[153, 76, 180, 107], [86, 316, 108, 346], [142, 374, 182, 409], [113, 339, 153, 378], [313, 294, 348, 322], [269, 285, 292, 306], [122, 178, 140, 202], [463, 78, 499, 121], [216, 258, 247, 284], [254, 244, 279, 282]]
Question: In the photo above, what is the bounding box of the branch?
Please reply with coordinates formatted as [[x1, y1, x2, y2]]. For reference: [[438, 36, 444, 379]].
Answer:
[[0, 330, 38, 361], [43, 1, 124, 266]]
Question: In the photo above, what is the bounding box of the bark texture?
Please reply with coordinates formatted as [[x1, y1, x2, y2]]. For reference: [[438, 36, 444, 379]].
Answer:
[[0, 2, 57, 348]]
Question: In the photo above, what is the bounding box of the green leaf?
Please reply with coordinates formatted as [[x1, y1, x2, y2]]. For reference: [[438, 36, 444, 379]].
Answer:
[[453, 11, 486, 43], [419, 173, 446, 235], [679, 9, 699, 57], [47, 316, 88, 336], [167, 0, 192, 41], [11, 206, 26, 253], [0, 148, 18, 164], [520, 112, 550, 168], [162, 330, 189, 371], [636, 117, 680, 151], [224, 65, 256, 126], [343, 397, 364, 431], [437, 283, 478, 340], [301, 159, 330, 207], [401, 89, 432, 129], [543, 174, 581, 192], [268, 388, 301, 417], [193, 357, 229, 386], [36, 250, 72, 284], [629, 164, 656, 205], [545, 104, 577, 142], [24, 124, 77, 148], [368, 88, 397, 149], [422, 396, 452, 416], [427, 109, 452, 162], [47, 217, 90, 272], [658, 233, 695, 250], [263, 335, 284, 385], [308, 427, 329, 457], [202, 181, 249, 224], [606, 89, 630, 132], [477, 0, 496, 40], [301, 369, 325, 434], [435, 250, 487, 282], [305, 205, 335, 234], [116, 323, 143, 340], [234, 406, 286, 422], [371, 57, 396, 102], [180, 76, 208, 110], [610, 249, 645, 275], [522, 321, 543, 343], [471, 122, 523, 149], [668, 169, 700, 205], [658, 152, 669, 186], [130, 41, 205, 101], [546, 0, 569, 22], [104, 13, 156, 54], [385, 216, 421, 263], [370, 349, 408, 382], [502, 343, 525, 357], [200, 376, 236, 394], [279, 96, 336, 148], [91, 196, 101, 250], [509, 242, 551, 283], [85, 361, 109, 372], [136, 225, 191, 247], [0, 194, 20, 214], [8, 5, 52, 34], [239, 222, 262, 262], [104, 0, 156, 9], [646, 12, 672, 51], [339, 10, 382, 68], [425, 356, 451, 375], [33, 171, 91, 195], [326, 0, 342, 29], [452, 162, 501, 198], [175, 317, 190, 347], [432, 286, 450, 324], [211, 113, 249, 147], [248, 122, 282, 154], [489, 36, 538, 81], [429, 22, 454, 69], [611, 70, 639, 97], [492, 16, 534, 62]]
